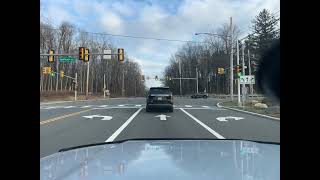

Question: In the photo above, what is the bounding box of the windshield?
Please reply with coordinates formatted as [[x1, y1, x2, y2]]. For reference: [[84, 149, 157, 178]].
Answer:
[[149, 88, 171, 94], [40, 0, 279, 179]]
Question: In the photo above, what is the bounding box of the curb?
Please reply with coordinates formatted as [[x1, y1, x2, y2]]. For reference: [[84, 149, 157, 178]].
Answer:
[[217, 102, 280, 121]]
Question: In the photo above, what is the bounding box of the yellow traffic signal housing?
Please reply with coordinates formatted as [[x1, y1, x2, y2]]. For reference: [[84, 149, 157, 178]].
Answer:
[[42, 67, 47, 74], [47, 67, 52, 74], [42, 67, 52, 74], [60, 71, 64, 78], [221, 68, 225, 74], [48, 49, 55, 63], [118, 48, 124, 62], [84, 48, 89, 62], [79, 47, 85, 61]]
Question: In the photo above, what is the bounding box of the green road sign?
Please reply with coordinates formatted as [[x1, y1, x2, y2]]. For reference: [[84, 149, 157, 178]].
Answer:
[[59, 56, 76, 62]]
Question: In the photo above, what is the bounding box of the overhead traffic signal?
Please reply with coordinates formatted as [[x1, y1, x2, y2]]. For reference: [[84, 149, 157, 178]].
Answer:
[[79, 47, 85, 61], [60, 70, 64, 78], [84, 48, 89, 62], [48, 49, 55, 63], [118, 48, 124, 62], [42, 67, 52, 74], [236, 65, 242, 77], [218, 68, 225, 74]]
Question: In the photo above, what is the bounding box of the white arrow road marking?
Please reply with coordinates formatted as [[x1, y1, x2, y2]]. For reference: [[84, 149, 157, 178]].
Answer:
[[105, 108, 143, 142], [185, 105, 192, 107], [180, 108, 225, 139], [41, 106, 60, 109], [98, 105, 108, 108], [83, 115, 113, 120], [216, 116, 244, 122], [135, 105, 142, 107], [81, 105, 92, 108], [155, 114, 171, 121], [64, 106, 76, 108]]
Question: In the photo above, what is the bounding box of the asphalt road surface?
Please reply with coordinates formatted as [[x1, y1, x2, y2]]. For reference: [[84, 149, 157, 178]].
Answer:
[[40, 97, 280, 158]]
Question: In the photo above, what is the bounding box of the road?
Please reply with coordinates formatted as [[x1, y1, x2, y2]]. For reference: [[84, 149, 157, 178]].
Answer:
[[40, 97, 280, 158]]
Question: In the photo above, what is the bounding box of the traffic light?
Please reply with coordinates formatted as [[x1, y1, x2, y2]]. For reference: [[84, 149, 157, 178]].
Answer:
[[118, 48, 124, 62], [48, 49, 55, 63], [155, 75, 158, 80], [60, 70, 64, 78], [220, 68, 225, 74], [79, 47, 85, 61], [235, 65, 242, 77], [47, 67, 52, 74], [141, 75, 145, 81], [84, 48, 89, 62]]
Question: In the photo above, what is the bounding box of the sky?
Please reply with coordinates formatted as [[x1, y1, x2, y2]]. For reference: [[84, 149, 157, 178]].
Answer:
[[40, 0, 279, 88]]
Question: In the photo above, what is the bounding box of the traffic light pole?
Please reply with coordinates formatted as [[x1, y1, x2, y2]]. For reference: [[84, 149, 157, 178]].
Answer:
[[236, 40, 241, 106], [86, 61, 90, 99], [103, 73, 106, 99], [248, 49, 253, 96], [230, 17, 234, 101], [75, 72, 77, 101], [241, 43, 246, 104]]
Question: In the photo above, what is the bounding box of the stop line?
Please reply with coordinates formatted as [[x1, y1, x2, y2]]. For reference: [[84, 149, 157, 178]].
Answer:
[[40, 104, 225, 110]]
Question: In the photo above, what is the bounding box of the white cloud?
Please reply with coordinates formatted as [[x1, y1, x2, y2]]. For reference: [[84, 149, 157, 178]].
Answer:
[[112, 1, 134, 17], [45, 5, 74, 26]]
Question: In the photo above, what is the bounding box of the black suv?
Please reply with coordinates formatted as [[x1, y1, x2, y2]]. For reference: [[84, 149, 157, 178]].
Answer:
[[146, 87, 173, 112], [191, 92, 208, 99]]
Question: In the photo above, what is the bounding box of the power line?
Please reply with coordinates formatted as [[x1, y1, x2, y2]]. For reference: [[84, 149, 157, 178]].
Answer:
[[40, 26, 209, 44]]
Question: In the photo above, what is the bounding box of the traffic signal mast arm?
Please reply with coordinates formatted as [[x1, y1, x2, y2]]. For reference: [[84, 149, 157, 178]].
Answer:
[[40, 53, 122, 56], [48, 71, 76, 80]]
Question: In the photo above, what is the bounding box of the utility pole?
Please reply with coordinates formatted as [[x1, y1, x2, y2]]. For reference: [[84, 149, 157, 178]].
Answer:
[[248, 49, 253, 95], [241, 41, 246, 104], [236, 40, 241, 106], [103, 73, 106, 98], [179, 58, 182, 96], [230, 17, 234, 101], [86, 61, 90, 98], [75, 72, 77, 101], [55, 58, 59, 91], [122, 69, 125, 97], [196, 67, 199, 93]]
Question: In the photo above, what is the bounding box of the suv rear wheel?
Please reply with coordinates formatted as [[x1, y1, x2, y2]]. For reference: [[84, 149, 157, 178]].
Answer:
[[169, 106, 173, 112], [146, 105, 151, 112]]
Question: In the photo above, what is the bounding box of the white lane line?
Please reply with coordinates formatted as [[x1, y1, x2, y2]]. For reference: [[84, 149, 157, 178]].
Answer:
[[202, 106, 209, 108], [135, 105, 142, 107], [105, 108, 143, 142], [118, 105, 125, 107], [185, 105, 192, 107], [180, 108, 225, 139], [99, 105, 109, 108]]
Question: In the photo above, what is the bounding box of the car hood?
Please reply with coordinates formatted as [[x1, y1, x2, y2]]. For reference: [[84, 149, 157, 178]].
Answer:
[[40, 140, 279, 180]]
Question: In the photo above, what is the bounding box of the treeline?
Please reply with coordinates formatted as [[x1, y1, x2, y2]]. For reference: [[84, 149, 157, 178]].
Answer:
[[40, 22, 146, 97], [163, 9, 279, 95]]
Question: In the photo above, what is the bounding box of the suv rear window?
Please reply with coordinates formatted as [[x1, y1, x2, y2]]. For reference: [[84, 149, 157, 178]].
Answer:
[[149, 88, 171, 94]]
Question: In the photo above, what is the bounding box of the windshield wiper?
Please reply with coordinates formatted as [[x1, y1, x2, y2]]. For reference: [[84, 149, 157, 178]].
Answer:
[[59, 138, 280, 152]]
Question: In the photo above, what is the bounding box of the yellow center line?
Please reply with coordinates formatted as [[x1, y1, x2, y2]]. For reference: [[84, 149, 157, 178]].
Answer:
[[40, 108, 95, 125]]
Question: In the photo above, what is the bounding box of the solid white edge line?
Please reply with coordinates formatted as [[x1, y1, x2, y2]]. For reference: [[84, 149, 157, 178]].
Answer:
[[216, 102, 280, 121], [180, 108, 225, 139], [105, 108, 143, 142]]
